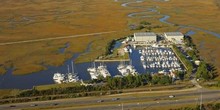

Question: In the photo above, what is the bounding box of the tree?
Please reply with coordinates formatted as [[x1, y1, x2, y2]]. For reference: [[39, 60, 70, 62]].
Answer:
[[196, 61, 211, 80], [152, 75, 160, 84], [177, 71, 185, 80]]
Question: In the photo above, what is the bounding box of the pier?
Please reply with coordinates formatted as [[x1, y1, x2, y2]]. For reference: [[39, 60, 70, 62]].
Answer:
[[94, 59, 130, 62]]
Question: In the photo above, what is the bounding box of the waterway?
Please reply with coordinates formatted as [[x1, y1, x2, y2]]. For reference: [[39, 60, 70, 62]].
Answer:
[[0, 41, 124, 89], [122, 0, 220, 38]]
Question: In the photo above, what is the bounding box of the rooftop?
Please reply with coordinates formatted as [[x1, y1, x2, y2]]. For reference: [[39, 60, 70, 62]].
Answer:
[[134, 32, 156, 37], [164, 32, 183, 36]]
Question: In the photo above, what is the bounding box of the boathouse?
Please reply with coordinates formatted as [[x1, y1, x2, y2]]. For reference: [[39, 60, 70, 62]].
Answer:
[[164, 32, 184, 44], [134, 32, 157, 43]]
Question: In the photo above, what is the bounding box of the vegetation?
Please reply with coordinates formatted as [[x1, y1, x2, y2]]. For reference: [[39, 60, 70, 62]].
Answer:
[[172, 45, 193, 74], [190, 32, 220, 79], [196, 61, 217, 81], [170, 103, 220, 110], [0, 74, 173, 104], [0, 0, 129, 75], [183, 35, 217, 81], [184, 35, 199, 61], [133, 21, 162, 31]]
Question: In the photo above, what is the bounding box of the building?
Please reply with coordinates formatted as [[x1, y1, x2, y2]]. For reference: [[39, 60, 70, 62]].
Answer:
[[164, 32, 184, 44], [134, 32, 157, 43]]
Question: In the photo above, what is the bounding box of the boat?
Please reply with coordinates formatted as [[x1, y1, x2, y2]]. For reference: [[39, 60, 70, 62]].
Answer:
[[133, 45, 136, 49], [158, 70, 165, 74], [126, 65, 138, 76], [87, 62, 99, 80], [140, 55, 145, 61], [129, 48, 132, 53], [53, 61, 79, 84], [117, 60, 138, 76], [97, 63, 111, 78], [66, 61, 79, 83], [66, 73, 79, 83], [117, 63, 129, 76], [53, 72, 65, 84]]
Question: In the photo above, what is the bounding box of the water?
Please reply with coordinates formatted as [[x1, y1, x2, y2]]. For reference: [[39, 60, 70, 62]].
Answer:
[[58, 42, 70, 54], [0, 41, 93, 89], [0, 43, 182, 89], [122, 0, 220, 39], [0, 41, 124, 89], [112, 41, 122, 50], [185, 30, 196, 36], [130, 48, 146, 74]]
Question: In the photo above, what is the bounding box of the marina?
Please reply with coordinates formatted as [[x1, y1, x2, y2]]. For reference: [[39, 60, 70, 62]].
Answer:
[[0, 34, 186, 89], [139, 47, 183, 74], [53, 61, 79, 84], [87, 62, 111, 80]]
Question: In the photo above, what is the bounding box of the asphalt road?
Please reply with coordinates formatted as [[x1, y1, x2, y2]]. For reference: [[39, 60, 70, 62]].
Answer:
[[1, 89, 220, 110]]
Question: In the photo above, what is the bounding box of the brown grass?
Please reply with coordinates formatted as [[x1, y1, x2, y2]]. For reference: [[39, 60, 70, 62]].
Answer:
[[0, 0, 129, 75], [191, 32, 220, 79], [0, 89, 20, 98]]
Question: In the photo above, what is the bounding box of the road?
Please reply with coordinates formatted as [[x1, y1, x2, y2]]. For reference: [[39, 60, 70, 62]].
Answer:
[[0, 31, 117, 46], [1, 89, 219, 110]]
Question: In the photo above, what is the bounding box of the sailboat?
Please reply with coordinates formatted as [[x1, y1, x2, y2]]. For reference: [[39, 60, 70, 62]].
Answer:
[[97, 63, 111, 78], [66, 61, 79, 83], [53, 72, 65, 84], [117, 60, 138, 76], [87, 62, 99, 80], [53, 61, 79, 84]]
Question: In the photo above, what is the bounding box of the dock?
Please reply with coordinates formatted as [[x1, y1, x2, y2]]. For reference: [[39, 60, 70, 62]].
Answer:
[[95, 59, 130, 62]]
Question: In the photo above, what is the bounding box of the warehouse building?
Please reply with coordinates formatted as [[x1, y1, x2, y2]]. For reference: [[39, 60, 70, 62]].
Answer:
[[134, 32, 157, 43], [164, 32, 184, 44]]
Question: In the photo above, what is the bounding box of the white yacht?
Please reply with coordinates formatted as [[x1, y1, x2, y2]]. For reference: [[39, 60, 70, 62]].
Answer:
[[66, 73, 79, 83], [53, 72, 65, 84], [126, 65, 138, 76], [87, 62, 99, 80], [117, 61, 138, 76], [97, 64, 111, 78], [117, 63, 129, 76], [140, 55, 145, 61], [129, 48, 132, 53], [53, 61, 80, 84]]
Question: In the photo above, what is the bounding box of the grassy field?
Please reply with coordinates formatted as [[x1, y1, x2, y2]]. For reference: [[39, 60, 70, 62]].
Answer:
[[0, 89, 20, 98], [0, 0, 129, 75]]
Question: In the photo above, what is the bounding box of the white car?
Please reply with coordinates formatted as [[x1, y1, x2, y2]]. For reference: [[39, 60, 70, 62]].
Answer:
[[169, 95, 175, 98]]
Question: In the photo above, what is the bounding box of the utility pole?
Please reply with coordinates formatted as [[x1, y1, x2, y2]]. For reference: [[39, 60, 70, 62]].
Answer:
[[200, 89, 203, 110], [122, 103, 124, 110]]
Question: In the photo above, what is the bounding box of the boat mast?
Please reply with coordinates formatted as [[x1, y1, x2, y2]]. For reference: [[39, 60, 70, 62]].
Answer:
[[67, 65, 70, 73], [71, 61, 74, 74], [93, 62, 96, 68]]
